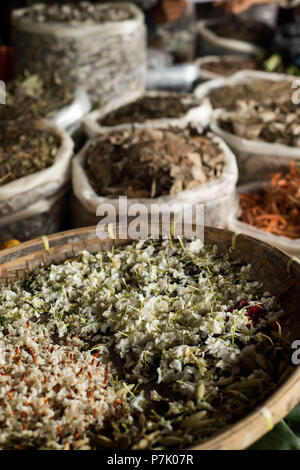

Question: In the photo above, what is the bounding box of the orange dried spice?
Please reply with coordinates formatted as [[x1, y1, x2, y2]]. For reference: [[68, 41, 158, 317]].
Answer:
[[239, 162, 300, 239]]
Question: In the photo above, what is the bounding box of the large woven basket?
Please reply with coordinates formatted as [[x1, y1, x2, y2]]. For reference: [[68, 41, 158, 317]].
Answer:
[[0, 225, 299, 450]]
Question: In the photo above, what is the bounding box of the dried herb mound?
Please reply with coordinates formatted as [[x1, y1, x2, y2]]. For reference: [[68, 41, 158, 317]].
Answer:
[[0, 72, 73, 122], [85, 128, 225, 198], [0, 241, 292, 450], [201, 59, 257, 77], [100, 95, 200, 126], [219, 101, 300, 147], [21, 2, 133, 25], [209, 80, 292, 110], [209, 16, 273, 47], [0, 121, 60, 185], [239, 162, 300, 239]]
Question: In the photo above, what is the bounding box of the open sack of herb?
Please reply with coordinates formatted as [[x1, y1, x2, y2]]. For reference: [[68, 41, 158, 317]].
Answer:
[[196, 54, 300, 82], [227, 163, 300, 258], [197, 71, 300, 183], [210, 101, 300, 184], [194, 70, 295, 111], [0, 119, 73, 217], [0, 236, 295, 450], [12, 2, 146, 104], [196, 15, 272, 57], [218, 100, 300, 148], [1, 72, 90, 131], [83, 91, 211, 138], [72, 126, 238, 228]]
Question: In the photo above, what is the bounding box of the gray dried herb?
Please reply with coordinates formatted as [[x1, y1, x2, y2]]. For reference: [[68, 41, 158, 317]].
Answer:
[[219, 101, 300, 147]]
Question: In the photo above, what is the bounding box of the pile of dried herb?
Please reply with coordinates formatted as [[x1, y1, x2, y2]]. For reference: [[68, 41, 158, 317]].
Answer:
[[209, 16, 273, 47], [201, 58, 258, 77], [209, 80, 292, 110], [238, 162, 300, 239], [219, 101, 300, 147], [0, 121, 60, 185], [85, 128, 225, 198], [99, 94, 200, 127], [21, 2, 133, 24], [0, 72, 73, 122], [201, 54, 300, 79], [0, 240, 292, 450]]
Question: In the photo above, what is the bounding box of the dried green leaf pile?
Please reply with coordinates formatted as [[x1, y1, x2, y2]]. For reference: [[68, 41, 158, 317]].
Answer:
[[0, 239, 293, 450], [99, 94, 201, 126], [85, 128, 225, 199], [0, 72, 73, 122], [0, 121, 60, 185]]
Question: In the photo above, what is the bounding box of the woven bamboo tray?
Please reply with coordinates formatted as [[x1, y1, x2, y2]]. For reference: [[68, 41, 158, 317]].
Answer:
[[0, 225, 299, 450]]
